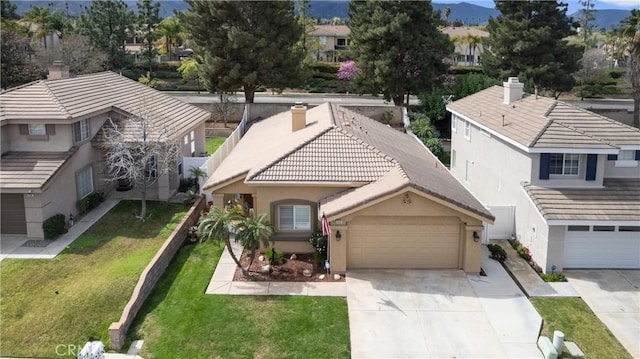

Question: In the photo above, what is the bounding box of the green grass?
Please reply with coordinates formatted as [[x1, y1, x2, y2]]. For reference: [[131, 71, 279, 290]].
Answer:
[[531, 297, 632, 359], [0, 200, 188, 358], [129, 240, 350, 358], [205, 136, 227, 155]]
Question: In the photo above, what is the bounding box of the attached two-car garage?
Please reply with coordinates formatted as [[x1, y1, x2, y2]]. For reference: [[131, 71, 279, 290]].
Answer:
[[348, 216, 461, 269], [564, 226, 640, 269]]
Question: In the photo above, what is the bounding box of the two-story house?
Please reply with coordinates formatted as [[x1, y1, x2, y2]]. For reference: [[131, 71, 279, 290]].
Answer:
[[310, 25, 350, 62], [440, 26, 489, 67], [0, 62, 211, 239], [447, 77, 640, 272]]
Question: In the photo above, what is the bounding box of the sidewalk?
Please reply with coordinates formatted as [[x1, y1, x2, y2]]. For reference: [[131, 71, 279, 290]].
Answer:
[[205, 237, 346, 296], [491, 239, 579, 297], [0, 199, 119, 262]]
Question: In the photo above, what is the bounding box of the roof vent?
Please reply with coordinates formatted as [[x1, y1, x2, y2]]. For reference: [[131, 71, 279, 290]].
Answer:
[[291, 102, 307, 132], [47, 61, 70, 80], [503, 77, 523, 105]]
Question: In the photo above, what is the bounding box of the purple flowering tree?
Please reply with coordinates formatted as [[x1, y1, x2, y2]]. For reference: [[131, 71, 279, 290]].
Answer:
[[337, 60, 360, 80]]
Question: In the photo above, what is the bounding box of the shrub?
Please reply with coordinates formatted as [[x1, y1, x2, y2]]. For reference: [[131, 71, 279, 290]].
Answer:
[[487, 244, 507, 263], [309, 231, 328, 263], [381, 110, 394, 125], [539, 272, 567, 282], [77, 192, 104, 215], [265, 248, 284, 265], [43, 214, 66, 239]]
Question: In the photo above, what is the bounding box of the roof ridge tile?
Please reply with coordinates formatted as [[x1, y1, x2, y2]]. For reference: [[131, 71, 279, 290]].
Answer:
[[41, 81, 72, 119]]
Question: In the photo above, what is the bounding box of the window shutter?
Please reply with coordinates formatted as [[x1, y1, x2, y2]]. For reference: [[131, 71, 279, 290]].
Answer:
[[45, 124, 55, 135], [539, 153, 550, 180], [636, 150, 640, 161], [607, 154, 618, 160], [19, 124, 28, 135], [586, 154, 597, 181]]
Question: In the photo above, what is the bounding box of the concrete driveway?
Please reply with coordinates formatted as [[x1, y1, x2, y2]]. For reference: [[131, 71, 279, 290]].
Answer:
[[347, 256, 542, 358], [565, 270, 640, 358]]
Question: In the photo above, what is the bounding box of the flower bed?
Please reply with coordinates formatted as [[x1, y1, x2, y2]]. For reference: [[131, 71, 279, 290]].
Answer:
[[507, 239, 566, 282]]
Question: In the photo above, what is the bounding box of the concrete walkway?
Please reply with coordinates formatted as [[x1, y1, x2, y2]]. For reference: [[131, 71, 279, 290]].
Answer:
[[492, 239, 579, 297], [0, 199, 119, 262], [205, 237, 346, 296]]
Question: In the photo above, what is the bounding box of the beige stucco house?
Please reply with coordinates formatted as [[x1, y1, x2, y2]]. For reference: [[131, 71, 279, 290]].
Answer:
[[441, 26, 489, 66], [448, 77, 640, 272], [310, 25, 350, 62], [0, 63, 211, 239], [202, 103, 494, 274]]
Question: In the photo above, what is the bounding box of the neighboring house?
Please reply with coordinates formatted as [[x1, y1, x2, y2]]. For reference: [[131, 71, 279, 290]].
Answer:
[[310, 25, 350, 62], [440, 26, 489, 66], [201, 103, 494, 274], [0, 62, 211, 239], [447, 77, 640, 272]]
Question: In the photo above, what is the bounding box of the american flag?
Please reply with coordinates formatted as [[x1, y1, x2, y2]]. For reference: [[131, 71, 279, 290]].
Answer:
[[322, 213, 331, 237]]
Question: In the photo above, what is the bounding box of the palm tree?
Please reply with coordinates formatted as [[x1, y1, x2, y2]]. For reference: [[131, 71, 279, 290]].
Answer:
[[234, 210, 274, 275], [198, 205, 245, 271], [621, 9, 640, 127], [443, 7, 451, 27], [155, 17, 183, 60], [466, 34, 482, 66], [22, 6, 51, 49], [189, 166, 207, 193]]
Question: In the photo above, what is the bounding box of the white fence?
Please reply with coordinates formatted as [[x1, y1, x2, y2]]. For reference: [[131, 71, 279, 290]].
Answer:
[[485, 205, 515, 240]]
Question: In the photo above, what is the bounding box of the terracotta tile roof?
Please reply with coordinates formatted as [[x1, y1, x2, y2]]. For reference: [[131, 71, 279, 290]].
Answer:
[[1, 72, 211, 140], [447, 86, 640, 150], [0, 150, 75, 190], [203, 103, 493, 222], [522, 179, 640, 222], [312, 25, 350, 37], [441, 26, 489, 38]]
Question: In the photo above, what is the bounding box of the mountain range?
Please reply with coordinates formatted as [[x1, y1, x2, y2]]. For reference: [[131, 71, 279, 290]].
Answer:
[[13, 1, 633, 31]]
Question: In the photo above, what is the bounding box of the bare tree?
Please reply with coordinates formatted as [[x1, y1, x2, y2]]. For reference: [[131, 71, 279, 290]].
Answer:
[[36, 34, 107, 76], [212, 92, 237, 127], [101, 104, 181, 219]]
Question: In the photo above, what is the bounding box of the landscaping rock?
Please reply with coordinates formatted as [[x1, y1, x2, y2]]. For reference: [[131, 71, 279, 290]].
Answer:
[[258, 255, 265, 262], [261, 265, 272, 274], [319, 274, 326, 280], [334, 274, 341, 281], [302, 269, 312, 277], [290, 253, 297, 260]]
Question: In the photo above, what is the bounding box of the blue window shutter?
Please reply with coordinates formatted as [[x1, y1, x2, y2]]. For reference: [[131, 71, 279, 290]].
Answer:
[[636, 150, 640, 161], [586, 154, 597, 181], [539, 153, 550, 180], [607, 154, 618, 160]]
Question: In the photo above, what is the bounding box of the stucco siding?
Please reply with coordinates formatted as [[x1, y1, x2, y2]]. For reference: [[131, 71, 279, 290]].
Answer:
[[530, 153, 605, 188], [603, 159, 640, 178]]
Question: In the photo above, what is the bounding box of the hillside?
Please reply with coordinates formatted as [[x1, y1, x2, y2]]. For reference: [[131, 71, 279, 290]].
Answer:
[[569, 9, 632, 31]]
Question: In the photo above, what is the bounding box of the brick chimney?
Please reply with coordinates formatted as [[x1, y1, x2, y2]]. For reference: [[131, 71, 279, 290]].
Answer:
[[503, 77, 523, 105], [291, 102, 307, 132], [47, 61, 70, 80]]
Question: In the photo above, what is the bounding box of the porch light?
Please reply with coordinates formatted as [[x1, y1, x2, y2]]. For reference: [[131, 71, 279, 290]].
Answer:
[[335, 230, 342, 241], [473, 231, 480, 242]]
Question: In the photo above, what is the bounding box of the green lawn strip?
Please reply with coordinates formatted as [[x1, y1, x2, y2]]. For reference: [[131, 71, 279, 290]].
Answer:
[[531, 297, 632, 359], [205, 136, 226, 155], [130, 241, 350, 359], [0, 200, 188, 358]]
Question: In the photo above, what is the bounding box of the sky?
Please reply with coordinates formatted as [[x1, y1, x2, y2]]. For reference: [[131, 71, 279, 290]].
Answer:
[[434, 0, 639, 14]]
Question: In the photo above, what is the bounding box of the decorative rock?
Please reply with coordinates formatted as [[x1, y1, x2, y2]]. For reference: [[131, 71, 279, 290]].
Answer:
[[319, 274, 326, 280], [258, 255, 265, 262], [302, 269, 312, 277], [334, 274, 341, 281], [261, 265, 272, 274], [290, 253, 297, 260]]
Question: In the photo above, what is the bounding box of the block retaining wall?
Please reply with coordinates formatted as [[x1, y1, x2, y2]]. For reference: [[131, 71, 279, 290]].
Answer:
[[108, 196, 206, 349]]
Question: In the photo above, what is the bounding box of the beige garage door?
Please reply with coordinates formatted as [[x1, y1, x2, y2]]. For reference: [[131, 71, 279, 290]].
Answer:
[[348, 216, 460, 269], [1, 193, 27, 235]]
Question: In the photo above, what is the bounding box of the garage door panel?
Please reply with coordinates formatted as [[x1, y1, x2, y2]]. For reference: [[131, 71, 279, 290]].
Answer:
[[1, 193, 27, 235], [348, 218, 460, 269], [565, 232, 640, 269]]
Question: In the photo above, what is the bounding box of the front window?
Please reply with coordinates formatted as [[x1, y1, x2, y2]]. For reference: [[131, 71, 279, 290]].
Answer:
[[618, 150, 635, 161], [549, 153, 579, 175], [278, 205, 311, 230], [337, 38, 347, 46], [74, 119, 90, 142], [29, 124, 46, 135], [76, 166, 93, 199]]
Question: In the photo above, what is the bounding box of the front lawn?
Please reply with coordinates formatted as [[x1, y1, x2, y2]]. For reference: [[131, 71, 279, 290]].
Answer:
[[130, 241, 351, 358], [205, 136, 226, 155], [531, 297, 631, 359], [0, 200, 188, 358]]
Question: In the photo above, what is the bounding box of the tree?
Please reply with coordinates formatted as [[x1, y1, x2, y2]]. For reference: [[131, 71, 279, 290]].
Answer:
[[1, 28, 43, 89], [77, 0, 134, 70], [577, 0, 596, 48], [180, 1, 304, 103], [621, 9, 640, 127], [482, 0, 583, 99], [198, 205, 246, 273], [154, 17, 183, 60], [22, 6, 52, 49], [36, 34, 108, 76], [443, 7, 451, 27], [337, 60, 360, 80], [136, 0, 161, 74], [101, 104, 181, 219], [1, 1, 18, 20], [177, 57, 201, 93], [213, 93, 237, 128], [234, 210, 274, 275], [348, 1, 453, 105]]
